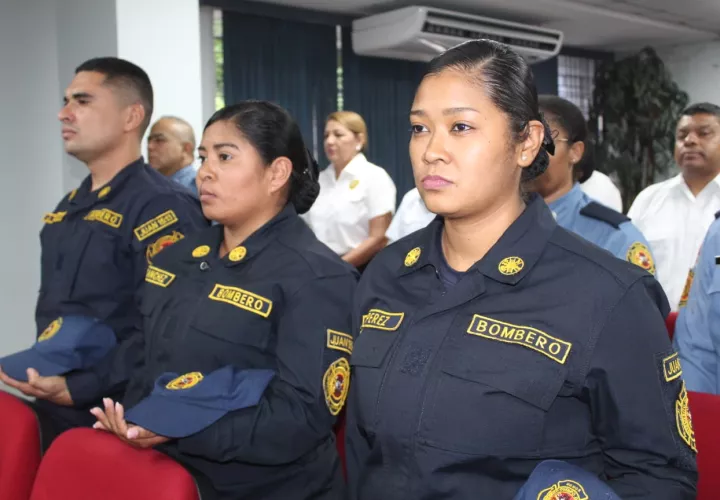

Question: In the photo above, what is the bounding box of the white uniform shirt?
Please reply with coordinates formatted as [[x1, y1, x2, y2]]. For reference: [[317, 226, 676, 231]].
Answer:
[[580, 171, 623, 212], [628, 173, 720, 310], [386, 188, 436, 243], [303, 153, 396, 255]]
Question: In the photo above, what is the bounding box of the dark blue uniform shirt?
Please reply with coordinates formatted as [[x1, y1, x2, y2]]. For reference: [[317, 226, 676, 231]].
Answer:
[[38, 158, 207, 416], [122, 205, 357, 500], [347, 194, 697, 499]]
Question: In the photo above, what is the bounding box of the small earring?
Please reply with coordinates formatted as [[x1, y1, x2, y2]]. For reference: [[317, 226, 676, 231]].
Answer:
[[356, 145, 361, 152], [522, 154, 527, 161]]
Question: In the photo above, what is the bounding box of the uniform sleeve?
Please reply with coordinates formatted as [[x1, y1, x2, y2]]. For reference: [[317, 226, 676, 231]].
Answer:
[[65, 194, 207, 406], [674, 227, 720, 393], [585, 277, 697, 498], [366, 169, 397, 219], [611, 223, 659, 278], [176, 273, 357, 464]]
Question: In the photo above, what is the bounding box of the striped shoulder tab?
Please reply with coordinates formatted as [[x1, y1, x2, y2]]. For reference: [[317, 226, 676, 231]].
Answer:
[[579, 201, 629, 229]]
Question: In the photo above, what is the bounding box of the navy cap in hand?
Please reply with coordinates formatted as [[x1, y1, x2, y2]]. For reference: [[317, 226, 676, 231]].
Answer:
[[0, 316, 116, 382], [514, 460, 621, 500], [125, 366, 275, 438]]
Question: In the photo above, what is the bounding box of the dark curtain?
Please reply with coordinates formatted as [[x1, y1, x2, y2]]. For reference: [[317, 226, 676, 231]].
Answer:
[[223, 12, 337, 156], [341, 29, 427, 202]]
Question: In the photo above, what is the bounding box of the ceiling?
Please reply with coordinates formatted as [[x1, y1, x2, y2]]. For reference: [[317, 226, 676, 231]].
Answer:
[[249, 0, 720, 51]]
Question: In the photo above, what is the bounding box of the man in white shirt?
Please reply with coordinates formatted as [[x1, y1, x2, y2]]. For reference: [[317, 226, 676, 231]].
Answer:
[[386, 188, 436, 243], [580, 170, 623, 213], [628, 102, 720, 310]]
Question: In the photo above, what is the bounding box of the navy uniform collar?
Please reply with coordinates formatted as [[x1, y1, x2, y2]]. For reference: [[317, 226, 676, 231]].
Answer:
[[184, 204, 298, 267], [398, 194, 557, 285], [68, 157, 145, 211]]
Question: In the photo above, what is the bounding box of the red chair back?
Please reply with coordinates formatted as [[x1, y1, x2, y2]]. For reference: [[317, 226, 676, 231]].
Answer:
[[665, 311, 678, 341], [30, 428, 200, 500], [0, 391, 41, 500], [688, 390, 720, 499]]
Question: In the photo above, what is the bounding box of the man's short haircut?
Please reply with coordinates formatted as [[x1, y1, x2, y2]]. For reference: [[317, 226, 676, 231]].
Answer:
[[681, 102, 720, 121]]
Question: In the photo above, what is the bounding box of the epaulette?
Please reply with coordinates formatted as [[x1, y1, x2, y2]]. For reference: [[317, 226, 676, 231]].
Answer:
[[579, 201, 630, 229]]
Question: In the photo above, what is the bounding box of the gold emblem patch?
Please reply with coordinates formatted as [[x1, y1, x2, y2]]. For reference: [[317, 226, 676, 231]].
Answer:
[[676, 382, 697, 453], [145, 265, 176, 288], [627, 242, 655, 275], [405, 247, 421, 267], [467, 314, 572, 364], [327, 330, 353, 355], [538, 479, 589, 500], [38, 318, 63, 342], [229, 246, 247, 262], [84, 209, 123, 228], [498, 256, 524, 276], [349, 179, 360, 190], [323, 358, 350, 416], [208, 284, 272, 318], [663, 352, 683, 382], [134, 210, 179, 241], [43, 211, 67, 224], [361, 309, 405, 331], [166, 372, 204, 390], [192, 245, 211, 258], [146, 231, 184, 263], [98, 186, 111, 199], [679, 269, 695, 308]]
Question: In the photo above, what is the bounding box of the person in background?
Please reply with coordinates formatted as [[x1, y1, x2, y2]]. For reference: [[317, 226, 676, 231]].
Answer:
[[92, 101, 356, 500], [580, 170, 623, 213], [346, 39, 696, 499], [629, 102, 720, 310], [674, 213, 720, 394], [302, 111, 396, 270], [385, 187, 435, 244], [528, 95, 656, 274], [148, 116, 198, 195], [0, 57, 207, 450]]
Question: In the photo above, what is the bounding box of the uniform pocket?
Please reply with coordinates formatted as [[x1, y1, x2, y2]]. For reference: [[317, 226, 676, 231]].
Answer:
[[190, 304, 272, 350]]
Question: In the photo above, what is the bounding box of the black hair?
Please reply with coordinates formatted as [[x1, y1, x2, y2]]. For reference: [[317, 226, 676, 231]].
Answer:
[[76, 57, 154, 136], [538, 95, 591, 180], [424, 40, 555, 181], [681, 102, 720, 120], [204, 101, 320, 214]]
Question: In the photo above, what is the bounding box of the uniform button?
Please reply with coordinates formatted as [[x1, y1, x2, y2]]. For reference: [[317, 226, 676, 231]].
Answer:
[[200, 261, 210, 271]]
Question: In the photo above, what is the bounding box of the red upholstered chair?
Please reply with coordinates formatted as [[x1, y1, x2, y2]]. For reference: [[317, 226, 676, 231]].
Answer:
[[30, 428, 200, 500], [665, 311, 678, 341], [0, 390, 41, 500], [688, 391, 720, 499]]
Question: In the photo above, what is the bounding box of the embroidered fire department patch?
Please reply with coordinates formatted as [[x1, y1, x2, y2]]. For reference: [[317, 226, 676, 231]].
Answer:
[[404, 247, 421, 267], [146, 231, 184, 263], [679, 269, 694, 308], [39, 318, 63, 342], [676, 382, 697, 453], [537, 479, 589, 500], [166, 372, 204, 390], [323, 358, 350, 416], [626, 242, 655, 275], [498, 256, 524, 276]]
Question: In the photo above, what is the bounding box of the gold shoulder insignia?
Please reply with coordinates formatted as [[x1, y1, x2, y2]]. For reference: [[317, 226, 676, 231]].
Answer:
[[146, 231, 184, 263], [676, 382, 697, 452], [134, 210, 179, 241], [43, 211, 67, 224], [627, 242, 655, 275], [98, 186, 111, 199], [166, 372, 204, 390], [538, 479, 589, 500], [498, 256, 524, 276], [323, 358, 350, 416], [192, 245, 210, 258], [229, 246, 247, 262], [405, 247, 421, 267], [38, 318, 63, 342]]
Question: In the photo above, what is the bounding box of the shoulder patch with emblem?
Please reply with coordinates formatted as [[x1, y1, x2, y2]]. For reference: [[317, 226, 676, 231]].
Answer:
[[84, 209, 123, 229], [145, 265, 176, 288], [44, 211, 67, 224], [361, 309, 404, 331], [134, 210, 179, 241], [146, 231, 184, 263], [323, 357, 350, 416], [626, 242, 655, 275], [38, 318, 63, 342], [166, 372, 203, 390], [467, 314, 572, 364], [538, 479, 589, 500], [327, 330, 353, 354], [579, 201, 630, 229], [679, 269, 694, 308], [676, 382, 697, 453], [208, 284, 272, 318]]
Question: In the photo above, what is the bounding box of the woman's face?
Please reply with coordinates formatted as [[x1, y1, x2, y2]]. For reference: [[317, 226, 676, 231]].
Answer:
[[409, 69, 541, 219], [324, 120, 362, 167], [196, 120, 289, 225]]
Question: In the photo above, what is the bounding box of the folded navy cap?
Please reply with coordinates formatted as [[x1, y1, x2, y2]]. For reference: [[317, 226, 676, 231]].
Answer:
[[125, 366, 275, 438], [0, 316, 116, 382], [514, 460, 620, 500]]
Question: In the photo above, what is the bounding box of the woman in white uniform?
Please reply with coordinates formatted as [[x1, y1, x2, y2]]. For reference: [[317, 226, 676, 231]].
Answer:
[[303, 111, 396, 269]]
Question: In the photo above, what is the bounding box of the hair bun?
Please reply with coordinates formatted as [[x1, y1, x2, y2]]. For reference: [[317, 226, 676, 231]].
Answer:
[[522, 117, 555, 182]]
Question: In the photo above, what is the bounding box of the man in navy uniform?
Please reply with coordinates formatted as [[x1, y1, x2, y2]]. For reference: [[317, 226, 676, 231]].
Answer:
[[0, 57, 208, 448]]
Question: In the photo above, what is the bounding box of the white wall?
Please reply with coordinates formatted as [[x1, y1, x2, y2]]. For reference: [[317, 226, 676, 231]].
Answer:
[[659, 40, 720, 106], [0, 1, 65, 356]]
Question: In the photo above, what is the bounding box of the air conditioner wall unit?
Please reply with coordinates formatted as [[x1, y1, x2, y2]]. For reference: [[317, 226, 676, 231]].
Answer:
[[352, 6, 563, 64]]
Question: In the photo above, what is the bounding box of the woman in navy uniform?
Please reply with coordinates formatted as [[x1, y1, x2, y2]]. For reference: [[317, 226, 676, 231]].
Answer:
[[92, 101, 357, 500], [346, 40, 697, 499]]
